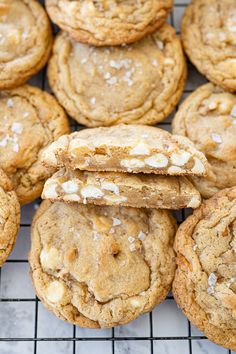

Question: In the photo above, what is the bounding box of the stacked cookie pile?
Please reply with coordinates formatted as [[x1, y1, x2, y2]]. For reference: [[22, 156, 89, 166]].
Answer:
[[45, 0, 187, 127], [29, 124, 209, 328]]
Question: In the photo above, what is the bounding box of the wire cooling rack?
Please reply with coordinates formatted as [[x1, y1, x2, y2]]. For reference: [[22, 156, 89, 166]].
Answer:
[[0, 1, 234, 354]]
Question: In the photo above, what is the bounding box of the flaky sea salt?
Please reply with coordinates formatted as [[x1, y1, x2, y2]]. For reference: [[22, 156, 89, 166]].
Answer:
[[211, 133, 222, 144]]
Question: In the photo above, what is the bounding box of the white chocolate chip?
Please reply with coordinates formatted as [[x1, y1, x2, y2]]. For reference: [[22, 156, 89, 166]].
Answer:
[[170, 150, 191, 166], [44, 184, 58, 199], [145, 153, 168, 168], [120, 158, 145, 169], [23, 112, 29, 118], [70, 139, 94, 151], [11, 122, 23, 134], [112, 217, 121, 226], [63, 194, 81, 202], [46, 281, 65, 303], [208, 101, 217, 110], [40, 247, 59, 269], [187, 196, 200, 209], [191, 157, 206, 175], [128, 236, 135, 243], [101, 181, 119, 195], [130, 299, 141, 307], [80, 1, 95, 16], [81, 186, 104, 199], [228, 25, 236, 32], [61, 181, 78, 194], [193, 244, 198, 251], [211, 133, 222, 144], [155, 39, 164, 50], [167, 166, 184, 174], [164, 58, 175, 66], [129, 142, 150, 156], [104, 195, 127, 203]]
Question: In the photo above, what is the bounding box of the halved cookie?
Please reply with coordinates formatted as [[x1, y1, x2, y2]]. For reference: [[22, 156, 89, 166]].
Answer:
[[48, 25, 186, 127], [46, 0, 172, 46], [0, 169, 20, 267], [173, 187, 236, 351], [0, 85, 70, 205], [173, 83, 236, 198], [41, 125, 209, 177], [0, 0, 52, 89], [29, 201, 176, 328], [42, 168, 201, 210]]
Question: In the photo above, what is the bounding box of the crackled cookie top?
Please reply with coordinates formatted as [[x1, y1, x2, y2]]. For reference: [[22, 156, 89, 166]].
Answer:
[[30, 201, 176, 327], [0, 169, 20, 267], [0, 0, 53, 89], [0, 85, 69, 205], [46, 0, 173, 46], [48, 25, 186, 127], [173, 83, 236, 198], [42, 168, 201, 209], [173, 187, 236, 350], [182, 0, 236, 92], [41, 125, 209, 177]]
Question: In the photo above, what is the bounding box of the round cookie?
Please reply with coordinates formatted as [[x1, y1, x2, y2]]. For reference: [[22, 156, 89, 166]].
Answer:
[[172, 83, 236, 198], [42, 168, 201, 210], [0, 169, 20, 267], [29, 201, 176, 328], [0, 85, 70, 205], [45, 0, 173, 46], [173, 187, 236, 351], [0, 0, 53, 89], [48, 25, 187, 127], [181, 0, 236, 92], [41, 125, 209, 177]]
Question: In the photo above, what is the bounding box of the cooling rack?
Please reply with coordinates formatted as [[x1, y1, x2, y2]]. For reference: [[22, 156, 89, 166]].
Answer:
[[0, 1, 233, 354]]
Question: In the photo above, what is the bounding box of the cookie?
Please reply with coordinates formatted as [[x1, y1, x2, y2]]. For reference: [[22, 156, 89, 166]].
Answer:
[[173, 187, 236, 350], [172, 83, 236, 198], [41, 125, 209, 177], [0, 0, 53, 89], [0, 169, 20, 267], [181, 0, 236, 92], [29, 200, 176, 327], [48, 25, 186, 127], [45, 0, 173, 46], [42, 168, 201, 210], [0, 85, 70, 205]]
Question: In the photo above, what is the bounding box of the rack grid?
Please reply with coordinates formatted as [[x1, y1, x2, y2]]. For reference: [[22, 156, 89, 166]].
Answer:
[[0, 1, 233, 354]]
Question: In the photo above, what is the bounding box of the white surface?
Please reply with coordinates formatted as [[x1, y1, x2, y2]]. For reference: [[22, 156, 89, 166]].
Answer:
[[0, 1, 233, 353]]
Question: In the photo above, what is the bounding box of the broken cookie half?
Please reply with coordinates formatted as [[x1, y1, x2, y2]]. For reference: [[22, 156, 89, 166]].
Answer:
[[42, 168, 201, 210], [41, 125, 210, 177]]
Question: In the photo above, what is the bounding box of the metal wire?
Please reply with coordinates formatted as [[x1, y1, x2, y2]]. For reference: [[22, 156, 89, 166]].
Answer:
[[0, 2, 232, 354]]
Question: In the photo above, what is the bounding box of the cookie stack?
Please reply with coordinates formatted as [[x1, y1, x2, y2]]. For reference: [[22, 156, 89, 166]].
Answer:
[[29, 125, 209, 328], [45, 0, 187, 127]]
